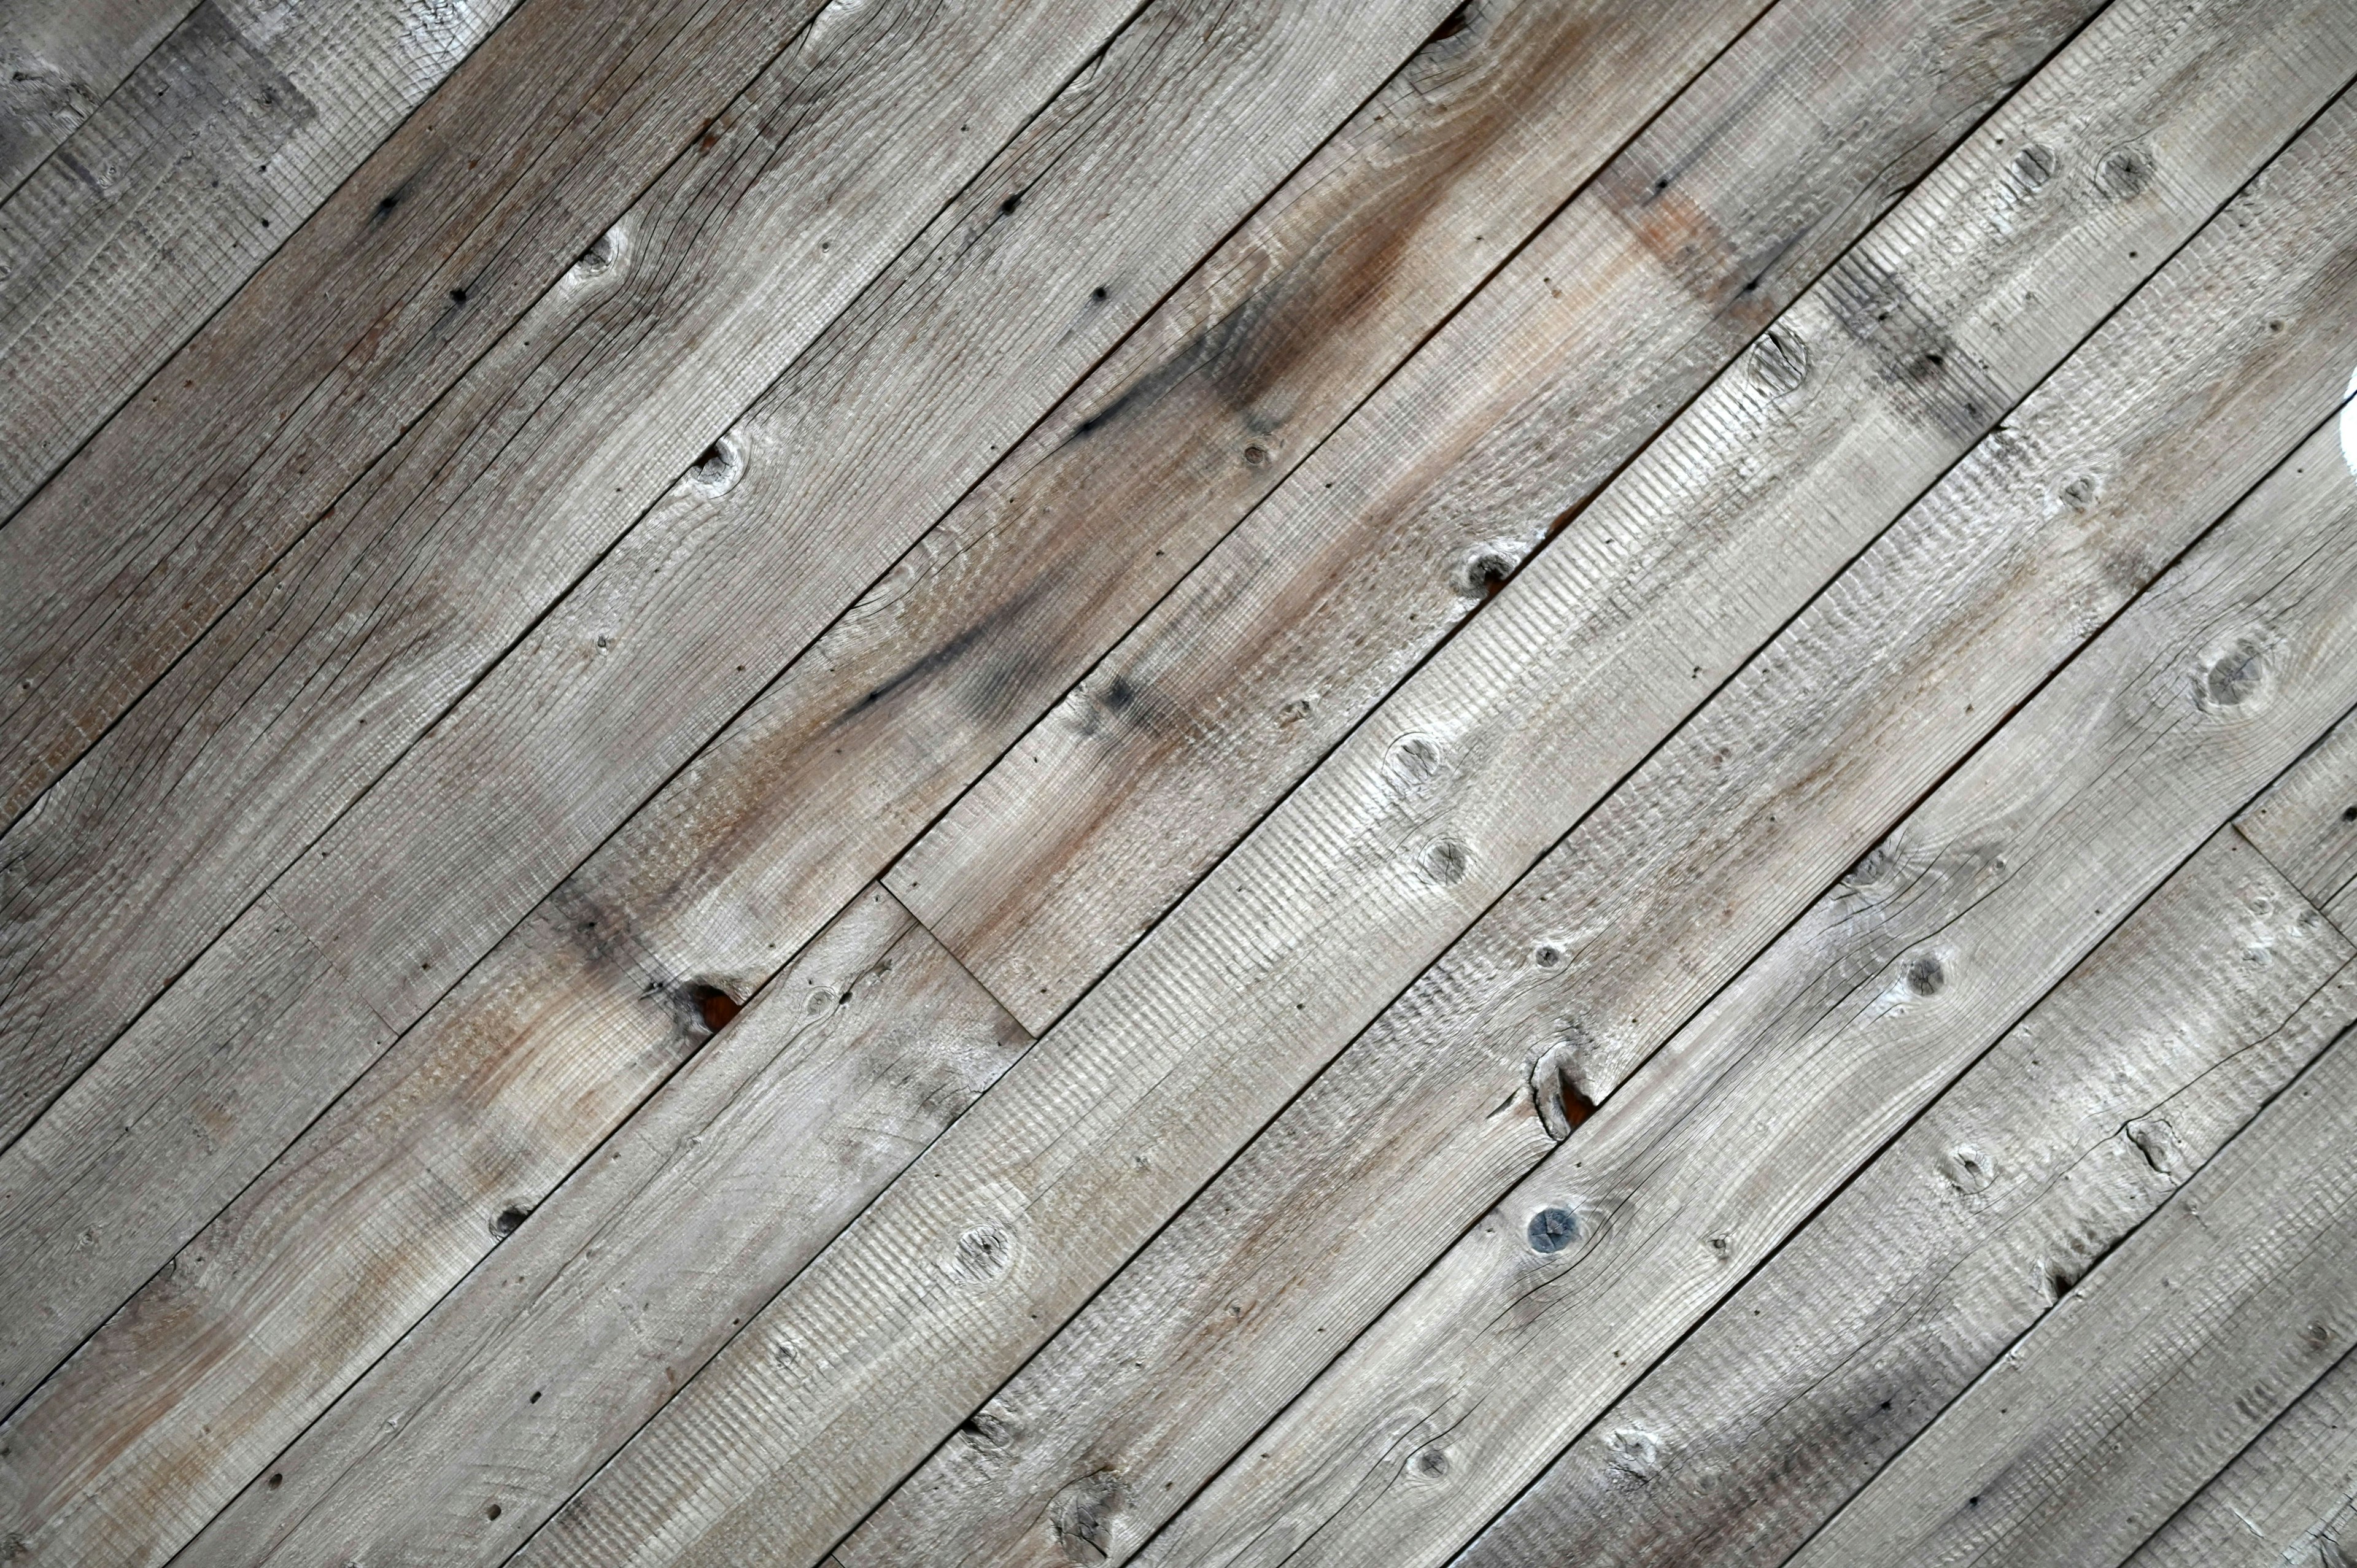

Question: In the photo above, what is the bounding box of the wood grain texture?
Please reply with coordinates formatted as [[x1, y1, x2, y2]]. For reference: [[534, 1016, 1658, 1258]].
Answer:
[[1786, 1016, 2357, 1566], [0, 0, 194, 195], [2124, 1342, 2357, 1567], [1133, 398, 2357, 1568], [508, 15, 2357, 1567], [888, 0, 2209, 1033], [2239, 706, 2357, 932], [0, 0, 526, 514], [0, 0, 842, 824], [837, 46, 2357, 1567], [1450, 832, 2356, 1568], [169, 886, 1029, 1568]]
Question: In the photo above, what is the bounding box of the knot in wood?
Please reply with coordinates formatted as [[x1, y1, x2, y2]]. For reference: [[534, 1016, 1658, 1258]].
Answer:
[[2094, 141, 2154, 200], [2010, 142, 2057, 192], [1423, 838, 1470, 886], [1745, 324, 1809, 398], [1049, 1471, 1128, 1563], [686, 433, 745, 498], [1606, 1425, 1662, 1480], [1527, 1205, 1579, 1253], [1940, 1144, 1995, 1194]]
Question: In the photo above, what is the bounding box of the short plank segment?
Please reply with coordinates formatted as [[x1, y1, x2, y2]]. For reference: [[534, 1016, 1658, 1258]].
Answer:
[[0, 1, 1465, 1560], [891, 0, 2228, 1032], [1786, 1011, 2357, 1567], [1449, 833, 2356, 1568], [2239, 707, 2357, 934], [175, 886, 1029, 1568], [2124, 1344, 2357, 1567], [840, 51, 2357, 1568], [0, 0, 526, 511], [509, 17, 2357, 1568], [0, 0, 1147, 1146], [0, 0, 193, 194], [1132, 406, 2357, 1568], [38, 4, 1767, 1558], [0, 0, 848, 824]]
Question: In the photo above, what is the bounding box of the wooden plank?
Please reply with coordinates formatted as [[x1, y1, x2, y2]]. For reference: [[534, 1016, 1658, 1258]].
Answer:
[[0, 0, 1322, 1153], [506, 18, 2357, 1568], [0, 0, 194, 195], [2239, 706, 2357, 930], [1449, 833, 2357, 1568], [886, 0, 2234, 1033], [1785, 1019, 2357, 1566], [0, 0, 845, 823], [0, 0, 528, 511], [834, 52, 2357, 1568], [2123, 1344, 2357, 1567], [1, 3, 1767, 1556], [0, 0, 1465, 1558], [153, 885, 1029, 1568]]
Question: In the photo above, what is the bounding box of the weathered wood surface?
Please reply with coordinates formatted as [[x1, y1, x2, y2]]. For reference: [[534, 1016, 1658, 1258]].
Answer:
[[503, 14, 2357, 1567], [837, 44, 2357, 1567], [164, 886, 1029, 1568], [0, 0, 1468, 1558], [0, 0, 1163, 1150], [1787, 1010, 2357, 1566], [2124, 1342, 2357, 1567], [0, 0, 847, 824], [2240, 706, 2357, 934], [889, 0, 2220, 1032], [1129, 280, 2357, 1568], [0, 0, 526, 512], [1448, 830, 2357, 1568], [0, 0, 192, 194]]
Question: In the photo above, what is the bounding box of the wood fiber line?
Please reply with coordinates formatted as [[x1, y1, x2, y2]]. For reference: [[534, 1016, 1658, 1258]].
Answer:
[[0, 2, 1463, 1563], [1786, 1008, 2357, 1567], [1135, 395, 2357, 1568], [839, 41, 2357, 1568], [507, 12, 2357, 1568], [0, 0, 843, 821], [0, 0, 534, 518], [2123, 1340, 2357, 1567], [890, 0, 2188, 1033], [2237, 705, 2357, 932], [175, 886, 1031, 1568], [0, 0, 196, 195], [1449, 830, 2356, 1568]]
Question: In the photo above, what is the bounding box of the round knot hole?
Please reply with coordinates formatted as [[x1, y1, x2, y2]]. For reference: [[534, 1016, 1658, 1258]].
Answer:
[[1528, 1205, 1579, 1253]]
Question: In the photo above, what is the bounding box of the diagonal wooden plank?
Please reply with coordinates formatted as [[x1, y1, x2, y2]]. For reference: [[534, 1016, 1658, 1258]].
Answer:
[[2123, 1343, 2357, 1567], [2239, 706, 2357, 931], [0, 0, 531, 516], [886, 0, 2273, 1033], [0, 0, 195, 196], [502, 15, 2357, 1568], [0, 2, 1778, 1559], [1131, 401, 2357, 1568], [168, 885, 1031, 1568], [0, 0, 852, 822], [1447, 831, 2356, 1568], [1784, 1014, 2357, 1566], [833, 48, 2357, 1568]]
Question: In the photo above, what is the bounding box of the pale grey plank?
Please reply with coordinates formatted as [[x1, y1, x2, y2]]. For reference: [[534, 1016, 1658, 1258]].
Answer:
[[0, 0, 193, 195], [2239, 706, 2357, 929]]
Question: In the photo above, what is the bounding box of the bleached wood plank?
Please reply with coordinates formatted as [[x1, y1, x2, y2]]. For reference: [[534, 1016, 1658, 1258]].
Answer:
[[1132, 405, 2357, 1568], [835, 45, 2357, 1568], [1786, 1018, 2357, 1566], [2239, 706, 2357, 930], [0, 0, 193, 195], [509, 18, 2357, 1568], [0, 0, 530, 513], [0, 5, 1757, 1559], [155, 885, 1028, 1568], [1448, 833, 2356, 1568], [0, 0, 848, 823], [889, 0, 2240, 1031], [2123, 1343, 2357, 1567]]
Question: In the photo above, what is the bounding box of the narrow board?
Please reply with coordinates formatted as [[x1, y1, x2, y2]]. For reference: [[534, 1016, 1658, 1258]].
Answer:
[[1449, 832, 2357, 1567], [0, 0, 546, 516], [840, 56, 2357, 1568], [499, 16, 2357, 1568], [1786, 1016, 2357, 1567], [2239, 705, 2357, 930]]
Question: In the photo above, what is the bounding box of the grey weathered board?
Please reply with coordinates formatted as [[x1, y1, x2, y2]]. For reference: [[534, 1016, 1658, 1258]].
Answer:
[[494, 15, 2357, 1568], [2240, 705, 2357, 934]]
